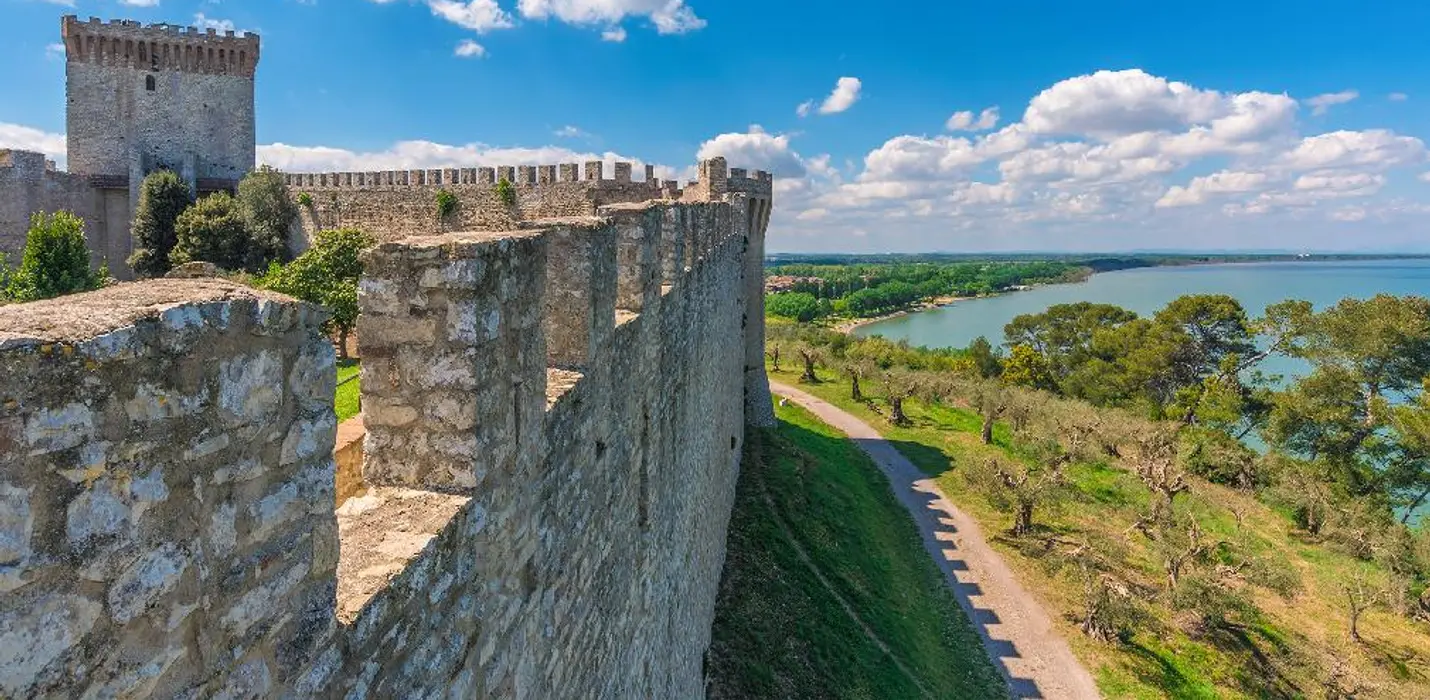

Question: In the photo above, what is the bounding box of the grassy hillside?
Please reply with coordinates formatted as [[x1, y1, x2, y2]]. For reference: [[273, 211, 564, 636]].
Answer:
[[708, 402, 1007, 699], [766, 366, 1430, 699]]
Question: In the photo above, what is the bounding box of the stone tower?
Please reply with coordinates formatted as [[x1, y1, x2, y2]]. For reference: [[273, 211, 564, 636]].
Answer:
[[60, 15, 259, 199]]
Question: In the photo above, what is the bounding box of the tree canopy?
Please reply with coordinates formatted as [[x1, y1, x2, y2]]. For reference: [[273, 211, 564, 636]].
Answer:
[[170, 192, 253, 272], [236, 165, 298, 269], [259, 227, 375, 358]]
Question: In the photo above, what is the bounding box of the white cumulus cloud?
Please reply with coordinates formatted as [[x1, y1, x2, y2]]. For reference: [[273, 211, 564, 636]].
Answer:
[[428, 0, 513, 32], [0, 123, 67, 167], [946, 107, 999, 132], [814, 77, 862, 116], [192, 13, 237, 33], [1023, 69, 1228, 138], [1156, 170, 1272, 208], [1279, 130, 1426, 171], [695, 126, 808, 178]]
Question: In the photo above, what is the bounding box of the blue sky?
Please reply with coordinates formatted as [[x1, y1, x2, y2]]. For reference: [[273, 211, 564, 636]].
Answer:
[[5, 0, 1430, 253]]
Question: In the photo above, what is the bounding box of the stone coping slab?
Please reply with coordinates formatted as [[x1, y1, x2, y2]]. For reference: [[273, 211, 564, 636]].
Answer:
[[334, 487, 470, 624], [0, 279, 296, 344]]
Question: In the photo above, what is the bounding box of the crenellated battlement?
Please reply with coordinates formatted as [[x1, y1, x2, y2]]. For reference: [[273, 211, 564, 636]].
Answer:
[[282, 159, 772, 201], [286, 161, 661, 190], [62, 15, 260, 78], [0, 149, 53, 175], [285, 157, 773, 245]]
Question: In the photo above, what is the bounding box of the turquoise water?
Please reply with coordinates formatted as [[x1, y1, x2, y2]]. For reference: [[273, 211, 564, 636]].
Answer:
[[856, 259, 1430, 515], [854, 259, 1430, 361]]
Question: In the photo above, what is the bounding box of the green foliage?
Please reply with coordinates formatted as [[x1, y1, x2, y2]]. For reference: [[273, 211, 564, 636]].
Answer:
[[766, 291, 823, 322], [1004, 301, 1138, 374], [1178, 425, 1262, 490], [169, 192, 251, 271], [4, 211, 104, 302], [1002, 295, 1262, 418], [495, 178, 516, 207], [1001, 343, 1057, 391], [128, 170, 193, 278], [764, 332, 1430, 699], [260, 228, 375, 359], [236, 165, 297, 268], [435, 187, 459, 218], [966, 336, 1003, 379], [296, 191, 314, 207]]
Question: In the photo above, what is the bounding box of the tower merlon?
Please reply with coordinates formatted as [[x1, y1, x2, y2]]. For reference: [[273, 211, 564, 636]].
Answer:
[[63, 14, 260, 78]]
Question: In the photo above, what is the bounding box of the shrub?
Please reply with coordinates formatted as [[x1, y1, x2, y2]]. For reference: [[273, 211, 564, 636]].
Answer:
[[496, 178, 517, 207], [261, 227, 375, 358], [436, 188, 459, 218], [237, 165, 297, 269], [296, 191, 314, 207], [170, 192, 251, 271], [6, 211, 104, 301], [128, 170, 193, 278]]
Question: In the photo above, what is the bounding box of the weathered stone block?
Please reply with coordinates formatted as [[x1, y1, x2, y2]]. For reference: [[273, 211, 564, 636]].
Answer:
[[218, 349, 284, 428], [107, 542, 189, 624], [0, 593, 102, 696]]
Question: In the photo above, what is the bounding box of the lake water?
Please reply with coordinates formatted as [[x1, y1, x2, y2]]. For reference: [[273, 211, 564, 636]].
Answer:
[[854, 259, 1430, 359]]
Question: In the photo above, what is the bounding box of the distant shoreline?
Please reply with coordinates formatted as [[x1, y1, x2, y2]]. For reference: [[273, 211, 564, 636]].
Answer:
[[768, 252, 1430, 266], [831, 295, 974, 334], [828, 255, 1429, 337]]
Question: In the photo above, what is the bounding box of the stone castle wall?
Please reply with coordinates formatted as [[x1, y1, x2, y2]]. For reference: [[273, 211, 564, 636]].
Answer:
[[0, 150, 130, 271], [0, 159, 774, 697], [63, 16, 258, 183]]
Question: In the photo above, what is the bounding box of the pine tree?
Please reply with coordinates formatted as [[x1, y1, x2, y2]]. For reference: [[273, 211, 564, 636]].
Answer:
[[128, 170, 193, 277]]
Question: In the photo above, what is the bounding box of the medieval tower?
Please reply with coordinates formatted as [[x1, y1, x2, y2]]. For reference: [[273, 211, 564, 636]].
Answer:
[[61, 15, 259, 201]]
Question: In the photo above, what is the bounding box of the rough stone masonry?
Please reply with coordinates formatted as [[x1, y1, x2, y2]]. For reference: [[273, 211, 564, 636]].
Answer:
[[0, 155, 776, 697]]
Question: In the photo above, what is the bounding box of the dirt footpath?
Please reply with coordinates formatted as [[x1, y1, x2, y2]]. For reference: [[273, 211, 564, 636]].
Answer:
[[771, 382, 1101, 700]]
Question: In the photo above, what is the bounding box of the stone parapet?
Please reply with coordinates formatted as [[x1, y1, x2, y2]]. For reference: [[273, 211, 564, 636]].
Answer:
[[0, 280, 336, 698]]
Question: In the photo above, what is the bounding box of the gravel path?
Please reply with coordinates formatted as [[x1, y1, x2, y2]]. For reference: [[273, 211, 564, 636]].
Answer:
[[771, 382, 1101, 700]]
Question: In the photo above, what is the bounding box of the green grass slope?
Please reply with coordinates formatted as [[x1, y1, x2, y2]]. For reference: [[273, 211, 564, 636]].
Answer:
[[766, 366, 1430, 699], [708, 402, 1007, 700]]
